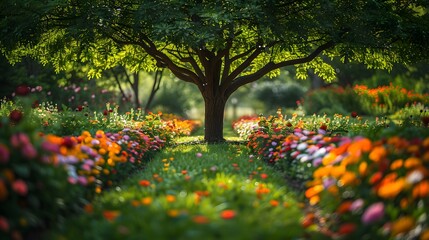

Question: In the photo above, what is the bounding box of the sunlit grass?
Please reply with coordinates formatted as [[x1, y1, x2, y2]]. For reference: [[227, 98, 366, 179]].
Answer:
[[49, 144, 306, 239]]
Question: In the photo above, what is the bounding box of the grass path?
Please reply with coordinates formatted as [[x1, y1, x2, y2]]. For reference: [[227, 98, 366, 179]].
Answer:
[[49, 140, 313, 240]]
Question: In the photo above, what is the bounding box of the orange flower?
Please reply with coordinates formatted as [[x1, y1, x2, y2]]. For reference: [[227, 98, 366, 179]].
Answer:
[[413, 181, 429, 198], [378, 178, 405, 199], [103, 210, 120, 221], [192, 215, 209, 224], [420, 228, 429, 240], [131, 200, 140, 207], [166, 195, 176, 203], [269, 200, 279, 207], [139, 180, 151, 187], [336, 201, 353, 214], [390, 159, 404, 170], [313, 166, 332, 178], [301, 213, 315, 228], [359, 161, 368, 176], [369, 172, 383, 185], [220, 210, 236, 220], [84, 204, 93, 214], [339, 172, 357, 186], [141, 197, 152, 205], [305, 185, 324, 199], [167, 209, 179, 218], [404, 157, 421, 169], [348, 138, 372, 155], [330, 166, 346, 178], [391, 216, 415, 236], [369, 146, 387, 162]]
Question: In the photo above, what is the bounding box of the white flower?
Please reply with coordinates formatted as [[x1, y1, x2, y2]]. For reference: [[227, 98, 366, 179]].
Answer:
[[406, 170, 424, 184]]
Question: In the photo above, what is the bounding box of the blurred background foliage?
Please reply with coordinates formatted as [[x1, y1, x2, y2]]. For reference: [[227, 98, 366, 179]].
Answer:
[[1, 54, 428, 121]]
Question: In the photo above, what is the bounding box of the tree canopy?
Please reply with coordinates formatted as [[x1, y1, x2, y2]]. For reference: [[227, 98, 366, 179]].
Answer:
[[1, 0, 429, 142]]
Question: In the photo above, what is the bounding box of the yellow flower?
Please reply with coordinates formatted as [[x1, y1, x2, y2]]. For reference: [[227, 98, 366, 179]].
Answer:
[[322, 153, 337, 165]]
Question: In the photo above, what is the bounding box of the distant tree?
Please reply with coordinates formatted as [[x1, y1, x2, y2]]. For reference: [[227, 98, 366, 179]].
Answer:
[[1, 0, 429, 142]]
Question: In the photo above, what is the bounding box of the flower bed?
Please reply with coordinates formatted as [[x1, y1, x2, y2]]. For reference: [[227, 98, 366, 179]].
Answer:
[[245, 110, 429, 239], [0, 97, 200, 239]]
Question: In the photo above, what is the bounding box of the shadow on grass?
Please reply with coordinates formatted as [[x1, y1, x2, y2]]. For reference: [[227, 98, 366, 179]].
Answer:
[[47, 143, 314, 240]]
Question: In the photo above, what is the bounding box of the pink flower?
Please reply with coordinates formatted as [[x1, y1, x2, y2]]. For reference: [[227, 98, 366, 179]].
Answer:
[[362, 202, 384, 224], [12, 180, 28, 196], [196, 153, 203, 158], [10, 133, 30, 148], [350, 199, 364, 212], [68, 177, 77, 184], [0, 216, 9, 232], [0, 144, 10, 164], [22, 144, 37, 159], [41, 141, 60, 153]]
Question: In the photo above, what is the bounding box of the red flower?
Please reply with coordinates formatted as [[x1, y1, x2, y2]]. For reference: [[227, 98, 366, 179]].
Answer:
[[0, 216, 9, 232], [76, 105, 83, 111], [9, 110, 23, 124], [15, 84, 30, 96], [320, 124, 328, 131], [220, 210, 236, 219], [139, 180, 151, 187], [337, 223, 357, 235], [351, 112, 358, 118], [61, 137, 76, 149], [12, 179, 28, 196], [103, 110, 108, 116]]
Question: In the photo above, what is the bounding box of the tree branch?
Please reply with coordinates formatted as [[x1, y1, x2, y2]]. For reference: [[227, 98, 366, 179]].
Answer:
[[226, 40, 335, 96]]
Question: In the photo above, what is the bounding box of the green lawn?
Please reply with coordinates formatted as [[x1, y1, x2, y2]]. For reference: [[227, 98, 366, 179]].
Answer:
[[48, 143, 309, 240]]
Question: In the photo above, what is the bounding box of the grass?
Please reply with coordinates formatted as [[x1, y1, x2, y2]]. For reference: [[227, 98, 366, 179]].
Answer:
[[48, 143, 307, 240]]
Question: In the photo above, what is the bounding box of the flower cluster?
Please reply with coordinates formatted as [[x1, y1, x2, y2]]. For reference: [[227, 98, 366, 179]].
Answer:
[[231, 115, 260, 139], [305, 136, 429, 239], [248, 128, 343, 182]]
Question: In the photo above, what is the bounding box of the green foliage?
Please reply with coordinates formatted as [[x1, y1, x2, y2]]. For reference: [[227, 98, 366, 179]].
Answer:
[[252, 81, 307, 113]]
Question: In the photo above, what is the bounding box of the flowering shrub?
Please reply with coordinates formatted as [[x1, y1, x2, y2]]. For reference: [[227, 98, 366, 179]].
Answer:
[[305, 136, 429, 239], [0, 94, 199, 239], [0, 117, 83, 240], [248, 128, 343, 183], [232, 115, 260, 139], [303, 84, 429, 116]]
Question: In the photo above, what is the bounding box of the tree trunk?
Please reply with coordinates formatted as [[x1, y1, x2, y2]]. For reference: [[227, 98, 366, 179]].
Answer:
[[203, 96, 226, 143]]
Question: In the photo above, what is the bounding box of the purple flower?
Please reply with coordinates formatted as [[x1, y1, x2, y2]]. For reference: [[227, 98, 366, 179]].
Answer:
[[271, 141, 278, 146], [362, 202, 384, 224], [196, 152, 203, 158]]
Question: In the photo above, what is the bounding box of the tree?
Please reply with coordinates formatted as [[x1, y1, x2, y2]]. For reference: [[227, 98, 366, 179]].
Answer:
[[1, 0, 429, 142]]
